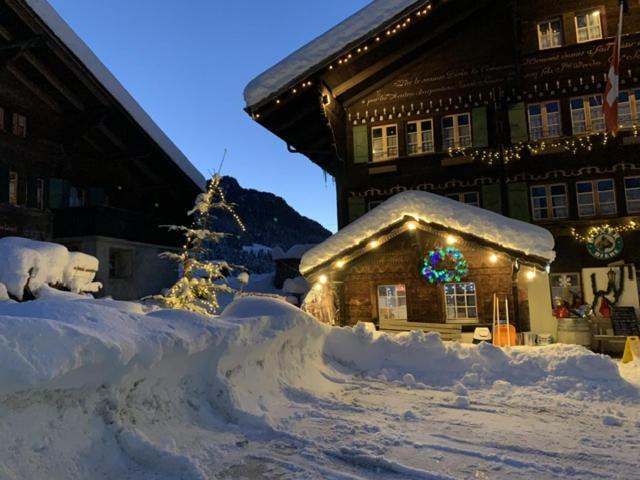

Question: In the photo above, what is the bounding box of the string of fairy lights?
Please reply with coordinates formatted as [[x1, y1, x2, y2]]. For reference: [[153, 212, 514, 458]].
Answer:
[[250, 1, 435, 119], [570, 221, 639, 243]]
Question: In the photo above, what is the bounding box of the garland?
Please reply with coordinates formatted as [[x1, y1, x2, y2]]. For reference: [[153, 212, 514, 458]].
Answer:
[[421, 247, 469, 284]]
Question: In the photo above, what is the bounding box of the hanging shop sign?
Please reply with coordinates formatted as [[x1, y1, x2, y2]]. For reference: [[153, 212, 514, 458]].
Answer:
[[586, 227, 624, 260]]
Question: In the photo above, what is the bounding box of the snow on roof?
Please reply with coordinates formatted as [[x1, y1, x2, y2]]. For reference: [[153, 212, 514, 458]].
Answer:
[[25, 0, 206, 191], [244, 0, 422, 108], [300, 191, 556, 274], [272, 244, 317, 261]]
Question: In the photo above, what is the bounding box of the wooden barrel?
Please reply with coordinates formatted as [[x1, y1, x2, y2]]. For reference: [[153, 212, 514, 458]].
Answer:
[[557, 318, 592, 347]]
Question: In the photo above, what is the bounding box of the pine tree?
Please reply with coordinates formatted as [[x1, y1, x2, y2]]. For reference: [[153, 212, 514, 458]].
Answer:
[[160, 174, 246, 315]]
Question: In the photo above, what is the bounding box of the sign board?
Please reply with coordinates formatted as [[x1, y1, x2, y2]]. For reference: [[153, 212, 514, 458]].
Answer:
[[622, 336, 640, 364], [586, 228, 623, 260], [611, 307, 640, 336]]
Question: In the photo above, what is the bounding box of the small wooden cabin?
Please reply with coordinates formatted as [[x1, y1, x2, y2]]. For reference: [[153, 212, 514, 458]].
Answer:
[[300, 191, 556, 337]]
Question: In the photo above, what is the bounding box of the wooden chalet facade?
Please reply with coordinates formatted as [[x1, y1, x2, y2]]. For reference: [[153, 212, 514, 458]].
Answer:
[[246, 0, 640, 327], [0, 0, 205, 299]]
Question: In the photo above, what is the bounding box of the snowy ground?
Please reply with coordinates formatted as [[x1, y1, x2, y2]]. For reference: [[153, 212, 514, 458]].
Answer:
[[0, 294, 638, 480]]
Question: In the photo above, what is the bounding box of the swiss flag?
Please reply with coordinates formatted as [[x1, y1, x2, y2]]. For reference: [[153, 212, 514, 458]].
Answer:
[[604, 4, 625, 134]]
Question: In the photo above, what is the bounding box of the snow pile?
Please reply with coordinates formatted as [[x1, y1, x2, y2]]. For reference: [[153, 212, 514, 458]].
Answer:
[[301, 191, 556, 273], [0, 237, 100, 299], [244, 0, 421, 107], [282, 276, 310, 295]]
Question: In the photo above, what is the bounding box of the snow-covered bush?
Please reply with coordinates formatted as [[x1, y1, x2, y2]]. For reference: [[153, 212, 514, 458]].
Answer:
[[0, 237, 101, 300]]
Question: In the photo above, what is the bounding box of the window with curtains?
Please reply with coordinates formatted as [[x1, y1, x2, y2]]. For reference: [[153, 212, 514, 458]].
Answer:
[[406, 119, 435, 155], [624, 177, 640, 214], [442, 113, 472, 149], [530, 184, 569, 220], [377, 284, 407, 321], [576, 179, 616, 217], [445, 191, 480, 207], [537, 18, 563, 50], [11, 113, 27, 137], [618, 90, 640, 128], [527, 101, 562, 140], [570, 96, 605, 134], [575, 10, 603, 43], [371, 124, 398, 162]]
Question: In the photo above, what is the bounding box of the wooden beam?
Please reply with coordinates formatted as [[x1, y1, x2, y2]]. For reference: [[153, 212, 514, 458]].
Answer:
[[98, 124, 127, 151], [6, 63, 63, 112], [24, 52, 85, 110]]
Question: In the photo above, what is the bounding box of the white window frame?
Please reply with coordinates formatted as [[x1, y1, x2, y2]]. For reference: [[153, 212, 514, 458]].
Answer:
[[406, 118, 435, 155], [11, 113, 27, 137], [527, 101, 562, 140], [444, 282, 478, 324], [445, 191, 480, 207], [624, 176, 640, 214], [371, 124, 399, 162], [570, 95, 605, 134], [530, 184, 569, 221], [442, 113, 472, 149], [8, 171, 18, 206], [575, 10, 603, 43], [618, 89, 640, 129], [377, 284, 408, 322], [576, 179, 617, 218], [537, 18, 563, 50]]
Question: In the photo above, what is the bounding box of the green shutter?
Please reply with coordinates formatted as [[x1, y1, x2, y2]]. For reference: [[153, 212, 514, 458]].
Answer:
[[49, 178, 69, 208], [472, 106, 489, 147], [347, 196, 366, 223], [352, 125, 369, 164], [89, 187, 105, 207], [481, 184, 502, 214], [26, 177, 38, 208], [507, 182, 530, 221], [508, 102, 529, 144], [0, 165, 8, 203]]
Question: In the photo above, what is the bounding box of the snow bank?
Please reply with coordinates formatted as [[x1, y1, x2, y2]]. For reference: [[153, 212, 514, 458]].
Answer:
[[244, 0, 421, 107], [301, 191, 556, 273], [0, 237, 100, 299]]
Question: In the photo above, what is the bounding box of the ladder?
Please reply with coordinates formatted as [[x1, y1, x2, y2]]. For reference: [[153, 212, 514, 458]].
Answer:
[[493, 293, 516, 347]]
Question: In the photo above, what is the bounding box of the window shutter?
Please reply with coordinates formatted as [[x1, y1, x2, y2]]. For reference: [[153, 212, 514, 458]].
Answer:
[[347, 196, 366, 223], [26, 177, 38, 208], [0, 165, 8, 203], [89, 187, 106, 207], [352, 125, 369, 164], [49, 178, 69, 208], [508, 102, 529, 144], [472, 107, 489, 147], [507, 182, 530, 221], [481, 184, 502, 214]]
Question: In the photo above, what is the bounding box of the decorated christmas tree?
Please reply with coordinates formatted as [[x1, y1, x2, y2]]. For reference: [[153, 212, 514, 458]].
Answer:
[[160, 173, 246, 315]]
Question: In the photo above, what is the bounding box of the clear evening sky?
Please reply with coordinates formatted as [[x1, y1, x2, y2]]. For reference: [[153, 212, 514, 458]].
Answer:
[[48, 0, 372, 232]]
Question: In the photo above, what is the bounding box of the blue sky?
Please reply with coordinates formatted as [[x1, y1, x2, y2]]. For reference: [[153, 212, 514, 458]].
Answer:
[[48, 0, 371, 232]]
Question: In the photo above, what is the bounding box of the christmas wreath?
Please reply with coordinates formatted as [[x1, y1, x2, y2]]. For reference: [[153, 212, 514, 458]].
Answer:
[[421, 247, 469, 284]]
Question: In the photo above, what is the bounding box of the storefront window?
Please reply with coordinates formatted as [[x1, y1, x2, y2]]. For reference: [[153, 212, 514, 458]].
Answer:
[[377, 284, 407, 321], [444, 282, 478, 323], [550, 273, 583, 307]]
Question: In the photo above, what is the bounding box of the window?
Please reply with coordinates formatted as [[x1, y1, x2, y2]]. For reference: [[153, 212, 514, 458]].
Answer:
[[109, 248, 134, 279], [444, 282, 478, 323], [530, 184, 569, 220], [570, 96, 604, 134], [406, 119, 435, 155], [377, 284, 407, 321], [618, 90, 640, 128], [11, 113, 27, 137], [527, 101, 561, 140], [550, 273, 583, 307], [442, 113, 472, 149], [624, 177, 640, 214], [36, 178, 45, 210], [537, 18, 563, 49], [8, 171, 18, 206], [576, 179, 616, 217], [371, 125, 398, 161], [446, 191, 480, 207], [69, 187, 86, 207], [367, 200, 383, 211], [575, 10, 603, 43]]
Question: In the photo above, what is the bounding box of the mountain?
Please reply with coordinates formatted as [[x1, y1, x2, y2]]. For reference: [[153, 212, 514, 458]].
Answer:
[[216, 175, 331, 251]]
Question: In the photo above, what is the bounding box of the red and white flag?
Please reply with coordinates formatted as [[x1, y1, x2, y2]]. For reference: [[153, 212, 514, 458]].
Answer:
[[604, 3, 625, 135]]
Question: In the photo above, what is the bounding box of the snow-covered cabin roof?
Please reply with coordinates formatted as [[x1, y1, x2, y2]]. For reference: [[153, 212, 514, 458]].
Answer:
[[300, 191, 556, 275], [272, 244, 317, 261], [25, 0, 206, 191], [244, 0, 422, 108]]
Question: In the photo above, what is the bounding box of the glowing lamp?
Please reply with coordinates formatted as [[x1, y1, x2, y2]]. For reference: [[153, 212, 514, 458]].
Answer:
[[335, 260, 346, 269], [526, 269, 536, 280], [446, 235, 457, 245], [319, 274, 328, 284], [369, 240, 379, 249], [489, 254, 498, 264], [407, 222, 417, 231]]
